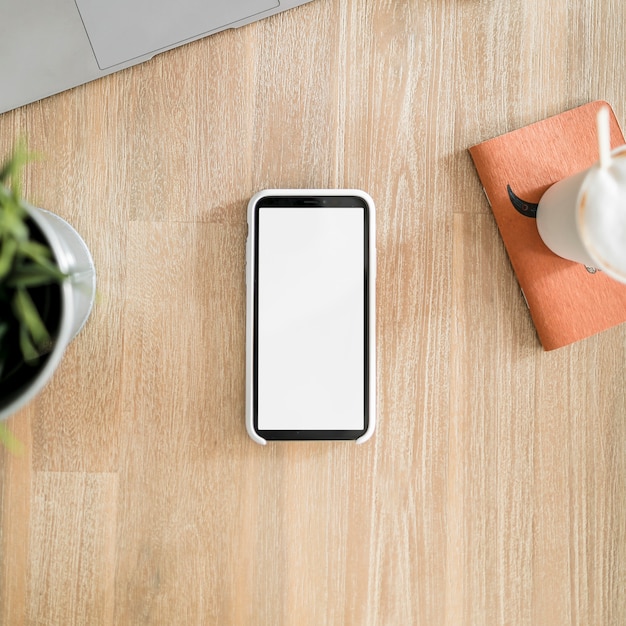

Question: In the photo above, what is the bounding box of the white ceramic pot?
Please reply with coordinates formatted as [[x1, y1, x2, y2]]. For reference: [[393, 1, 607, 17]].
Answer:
[[0, 205, 96, 420]]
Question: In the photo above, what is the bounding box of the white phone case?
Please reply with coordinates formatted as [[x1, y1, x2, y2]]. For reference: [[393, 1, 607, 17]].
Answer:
[[245, 189, 376, 444]]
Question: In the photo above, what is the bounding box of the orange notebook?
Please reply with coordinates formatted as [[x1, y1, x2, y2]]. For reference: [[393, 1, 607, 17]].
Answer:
[[469, 101, 626, 350]]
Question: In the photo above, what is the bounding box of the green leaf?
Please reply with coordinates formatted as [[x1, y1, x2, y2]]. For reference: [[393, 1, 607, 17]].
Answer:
[[19, 239, 53, 261], [7, 268, 62, 288], [8, 258, 66, 287], [0, 422, 24, 455], [0, 138, 37, 197], [18, 323, 40, 362], [0, 195, 28, 240], [0, 236, 18, 279], [13, 288, 51, 358]]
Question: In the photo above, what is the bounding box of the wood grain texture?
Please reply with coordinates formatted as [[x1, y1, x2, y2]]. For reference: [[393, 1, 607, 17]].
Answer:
[[1, 0, 625, 624]]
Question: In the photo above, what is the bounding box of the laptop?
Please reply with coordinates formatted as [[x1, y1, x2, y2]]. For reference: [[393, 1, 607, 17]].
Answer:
[[0, 0, 315, 114]]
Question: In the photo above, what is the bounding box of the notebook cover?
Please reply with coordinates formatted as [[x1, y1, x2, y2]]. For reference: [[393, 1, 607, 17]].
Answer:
[[469, 100, 626, 350]]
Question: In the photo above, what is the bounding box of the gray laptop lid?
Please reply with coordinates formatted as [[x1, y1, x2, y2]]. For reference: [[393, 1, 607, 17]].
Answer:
[[0, 0, 315, 114], [76, 0, 278, 69]]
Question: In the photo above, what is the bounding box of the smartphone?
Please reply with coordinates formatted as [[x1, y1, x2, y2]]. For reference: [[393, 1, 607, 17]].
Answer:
[[245, 189, 376, 444]]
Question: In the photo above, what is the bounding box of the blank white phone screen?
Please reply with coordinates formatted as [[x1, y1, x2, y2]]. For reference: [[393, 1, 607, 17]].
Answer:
[[257, 207, 365, 431]]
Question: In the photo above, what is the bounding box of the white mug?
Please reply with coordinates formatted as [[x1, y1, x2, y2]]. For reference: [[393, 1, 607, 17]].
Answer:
[[536, 145, 626, 283]]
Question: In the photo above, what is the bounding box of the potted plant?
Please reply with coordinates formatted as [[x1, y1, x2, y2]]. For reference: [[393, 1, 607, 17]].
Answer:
[[0, 143, 96, 435]]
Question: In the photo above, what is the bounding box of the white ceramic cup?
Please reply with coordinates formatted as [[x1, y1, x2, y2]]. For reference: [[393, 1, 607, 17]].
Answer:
[[536, 145, 626, 283]]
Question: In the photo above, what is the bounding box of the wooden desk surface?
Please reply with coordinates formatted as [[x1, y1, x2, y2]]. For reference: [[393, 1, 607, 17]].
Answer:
[[1, 1, 625, 624]]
